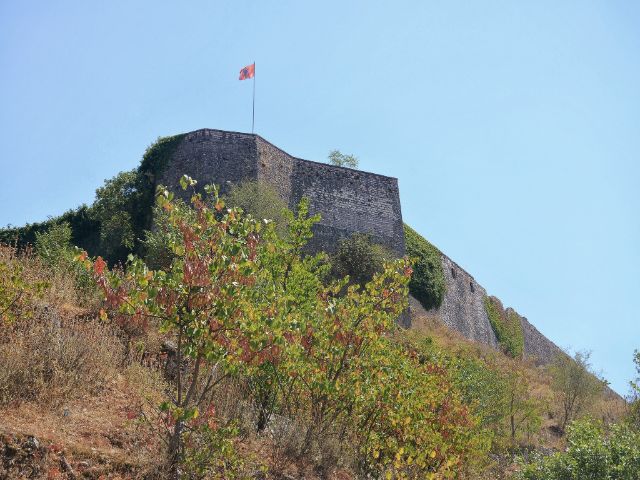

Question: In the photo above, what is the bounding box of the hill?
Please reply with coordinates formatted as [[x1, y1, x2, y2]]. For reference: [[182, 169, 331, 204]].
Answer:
[[0, 130, 635, 479]]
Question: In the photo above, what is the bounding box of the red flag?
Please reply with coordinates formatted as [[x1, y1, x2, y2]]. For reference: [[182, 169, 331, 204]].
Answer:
[[239, 63, 255, 80]]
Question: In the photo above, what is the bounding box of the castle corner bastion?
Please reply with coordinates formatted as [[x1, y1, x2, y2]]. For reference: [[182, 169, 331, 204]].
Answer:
[[159, 128, 406, 256]]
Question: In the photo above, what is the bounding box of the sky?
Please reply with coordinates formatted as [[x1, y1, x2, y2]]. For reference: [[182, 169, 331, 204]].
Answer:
[[1, 1, 638, 395]]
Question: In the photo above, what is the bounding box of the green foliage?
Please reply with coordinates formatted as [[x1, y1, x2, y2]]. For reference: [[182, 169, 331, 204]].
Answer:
[[631, 350, 640, 399], [181, 421, 243, 479], [484, 296, 524, 358], [223, 180, 290, 237], [0, 205, 100, 255], [139, 208, 175, 270], [91, 170, 140, 262], [518, 419, 640, 479], [629, 350, 640, 430], [0, 247, 48, 324], [503, 365, 545, 445], [405, 333, 507, 445], [135, 134, 187, 232], [91, 134, 186, 264], [34, 222, 95, 302], [82, 176, 487, 478], [403, 224, 446, 310], [549, 350, 605, 433], [451, 353, 509, 432], [352, 340, 490, 478], [328, 149, 359, 169], [330, 233, 393, 286]]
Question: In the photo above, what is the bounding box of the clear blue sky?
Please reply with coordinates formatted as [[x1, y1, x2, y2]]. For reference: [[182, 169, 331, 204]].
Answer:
[[1, 1, 638, 395]]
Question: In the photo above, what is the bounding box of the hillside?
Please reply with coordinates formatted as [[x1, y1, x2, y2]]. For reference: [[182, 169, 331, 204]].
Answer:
[[0, 132, 637, 479]]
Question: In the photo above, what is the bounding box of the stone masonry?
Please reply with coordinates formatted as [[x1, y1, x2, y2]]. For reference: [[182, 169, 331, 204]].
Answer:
[[159, 129, 405, 255], [423, 252, 563, 365]]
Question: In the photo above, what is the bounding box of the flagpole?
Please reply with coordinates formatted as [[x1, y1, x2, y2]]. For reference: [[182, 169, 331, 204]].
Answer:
[[252, 62, 256, 133]]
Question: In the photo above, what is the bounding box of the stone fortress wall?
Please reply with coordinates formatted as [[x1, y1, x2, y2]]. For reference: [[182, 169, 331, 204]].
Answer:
[[425, 252, 562, 365], [161, 128, 562, 365], [159, 129, 405, 256]]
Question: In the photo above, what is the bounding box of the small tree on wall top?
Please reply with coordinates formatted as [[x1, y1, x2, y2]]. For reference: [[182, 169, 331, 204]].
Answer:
[[328, 149, 359, 169]]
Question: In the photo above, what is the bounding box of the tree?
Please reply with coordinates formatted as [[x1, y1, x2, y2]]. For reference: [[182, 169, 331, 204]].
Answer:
[[629, 350, 640, 430], [503, 364, 543, 445], [330, 233, 393, 286], [328, 149, 359, 169], [549, 350, 605, 433], [82, 175, 426, 477], [91, 170, 143, 263], [631, 350, 640, 398], [223, 180, 290, 237]]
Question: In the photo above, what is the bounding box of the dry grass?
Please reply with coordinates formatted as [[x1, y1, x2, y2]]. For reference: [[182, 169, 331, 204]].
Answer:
[[0, 374, 165, 479], [0, 312, 124, 407]]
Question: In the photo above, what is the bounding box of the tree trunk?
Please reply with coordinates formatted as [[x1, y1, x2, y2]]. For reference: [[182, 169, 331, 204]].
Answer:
[[169, 420, 185, 480]]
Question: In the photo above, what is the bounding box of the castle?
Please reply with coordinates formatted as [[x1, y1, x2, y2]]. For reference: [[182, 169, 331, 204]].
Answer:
[[162, 128, 562, 365], [159, 129, 405, 256]]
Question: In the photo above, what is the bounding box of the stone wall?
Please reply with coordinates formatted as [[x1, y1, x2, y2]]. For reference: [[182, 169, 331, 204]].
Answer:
[[414, 252, 562, 365], [161, 129, 405, 256], [158, 129, 258, 201], [518, 312, 564, 365], [429, 254, 500, 349]]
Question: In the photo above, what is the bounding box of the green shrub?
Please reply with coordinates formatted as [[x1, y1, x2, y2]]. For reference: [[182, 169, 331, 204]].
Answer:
[[85, 177, 489, 478], [484, 296, 524, 358], [0, 205, 100, 255], [34, 222, 96, 303], [330, 232, 393, 286], [223, 180, 290, 237], [518, 419, 640, 479], [629, 350, 640, 430], [407, 332, 509, 440], [328, 149, 359, 169], [403, 224, 446, 310]]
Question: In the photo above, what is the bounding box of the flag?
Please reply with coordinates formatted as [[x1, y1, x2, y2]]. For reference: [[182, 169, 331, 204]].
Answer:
[[239, 63, 255, 80]]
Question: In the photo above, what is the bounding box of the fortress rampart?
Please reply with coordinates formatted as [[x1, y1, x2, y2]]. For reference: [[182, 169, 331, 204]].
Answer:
[[161, 128, 562, 365], [159, 129, 405, 255]]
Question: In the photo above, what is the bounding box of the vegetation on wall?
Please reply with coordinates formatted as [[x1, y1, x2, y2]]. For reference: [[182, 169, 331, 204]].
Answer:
[[484, 296, 525, 358], [403, 224, 446, 310], [327, 149, 359, 169], [330, 232, 393, 287], [223, 180, 290, 237]]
